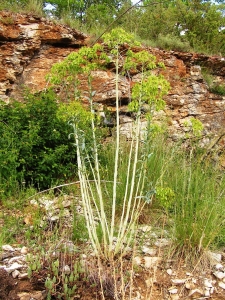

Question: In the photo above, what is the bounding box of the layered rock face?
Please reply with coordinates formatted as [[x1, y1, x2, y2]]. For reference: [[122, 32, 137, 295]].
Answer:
[[0, 11, 225, 145], [0, 11, 87, 101]]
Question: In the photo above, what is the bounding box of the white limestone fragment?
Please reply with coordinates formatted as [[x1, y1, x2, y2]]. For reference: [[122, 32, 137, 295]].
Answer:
[[21, 246, 29, 254], [172, 279, 187, 285], [5, 262, 24, 273], [215, 263, 224, 270], [133, 256, 142, 266], [12, 269, 20, 278], [2, 245, 14, 252], [213, 271, 225, 280], [168, 288, 178, 294], [167, 269, 173, 276], [204, 278, 213, 288], [63, 265, 70, 275], [144, 257, 161, 268], [141, 246, 157, 256], [218, 281, 225, 290]]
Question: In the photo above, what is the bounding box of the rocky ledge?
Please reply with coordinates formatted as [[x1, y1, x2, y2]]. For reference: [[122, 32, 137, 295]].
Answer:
[[0, 11, 225, 150]]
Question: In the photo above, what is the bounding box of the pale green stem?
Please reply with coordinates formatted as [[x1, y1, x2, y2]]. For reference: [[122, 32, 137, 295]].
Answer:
[[75, 130, 99, 254], [115, 117, 140, 253], [87, 76, 109, 251], [109, 47, 120, 254], [74, 124, 103, 256], [117, 138, 134, 239], [117, 74, 135, 240], [116, 70, 147, 253], [116, 71, 146, 251], [84, 157, 110, 254], [87, 123, 109, 247]]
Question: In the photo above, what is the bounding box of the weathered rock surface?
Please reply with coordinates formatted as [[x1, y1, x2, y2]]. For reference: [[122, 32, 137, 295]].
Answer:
[[0, 11, 87, 102], [0, 10, 225, 147]]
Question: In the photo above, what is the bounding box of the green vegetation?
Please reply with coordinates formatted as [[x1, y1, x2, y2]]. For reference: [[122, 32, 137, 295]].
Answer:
[[0, 0, 44, 15], [202, 68, 225, 96], [48, 28, 170, 261], [1, 0, 225, 55], [0, 88, 96, 194], [148, 137, 225, 262]]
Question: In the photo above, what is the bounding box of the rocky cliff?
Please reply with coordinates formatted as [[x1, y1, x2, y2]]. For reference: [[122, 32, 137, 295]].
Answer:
[[0, 11, 225, 148]]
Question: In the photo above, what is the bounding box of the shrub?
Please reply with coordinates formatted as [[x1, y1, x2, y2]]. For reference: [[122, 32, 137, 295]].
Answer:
[[210, 83, 225, 96], [0, 0, 44, 15], [156, 33, 191, 52], [23, 0, 44, 16], [0, 89, 93, 192], [202, 68, 225, 96]]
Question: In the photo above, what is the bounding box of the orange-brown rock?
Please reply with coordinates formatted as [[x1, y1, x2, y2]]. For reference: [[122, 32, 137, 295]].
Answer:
[[0, 11, 225, 147], [0, 11, 87, 101]]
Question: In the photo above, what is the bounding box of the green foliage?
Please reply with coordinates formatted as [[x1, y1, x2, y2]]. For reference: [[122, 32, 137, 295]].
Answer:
[[0, 16, 15, 25], [149, 122, 167, 138], [0, 0, 20, 11], [27, 247, 85, 299], [45, 0, 122, 22], [0, 89, 93, 192], [72, 212, 89, 242], [189, 117, 204, 137], [156, 33, 191, 52], [0, 213, 24, 246], [123, 50, 157, 73], [47, 43, 109, 92], [173, 160, 225, 257], [183, 117, 204, 138], [129, 75, 170, 113], [210, 83, 225, 96], [145, 135, 225, 261], [85, 3, 115, 30], [180, 1, 225, 55], [23, 0, 44, 16], [119, 0, 225, 56], [103, 27, 141, 48], [57, 101, 92, 124], [155, 186, 175, 212], [0, 0, 44, 15], [202, 69, 225, 96]]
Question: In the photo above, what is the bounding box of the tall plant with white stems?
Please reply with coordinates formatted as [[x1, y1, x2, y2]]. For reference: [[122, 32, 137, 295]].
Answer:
[[48, 28, 170, 260]]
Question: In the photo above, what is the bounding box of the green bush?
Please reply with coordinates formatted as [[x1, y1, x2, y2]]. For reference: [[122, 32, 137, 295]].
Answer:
[[210, 83, 225, 96], [0, 89, 93, 193], [202, 69, 225, 96], [156, 34, 191, 52]]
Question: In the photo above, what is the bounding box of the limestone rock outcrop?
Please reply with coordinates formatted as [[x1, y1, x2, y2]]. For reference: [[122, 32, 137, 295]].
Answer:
[[0, 11, 87, 101], [0, 11, 225, 147]]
